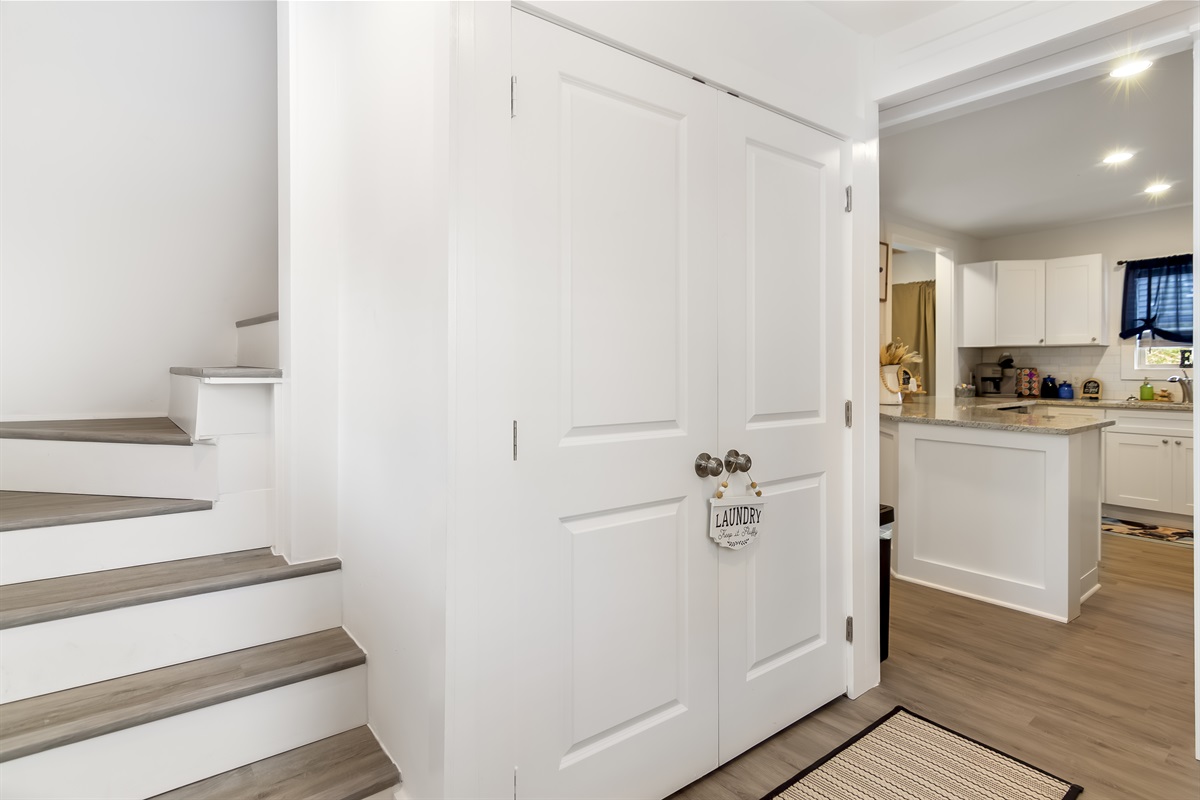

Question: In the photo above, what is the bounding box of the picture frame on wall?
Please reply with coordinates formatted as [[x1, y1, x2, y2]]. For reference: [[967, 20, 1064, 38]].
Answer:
[[879, 242, 890, 302]]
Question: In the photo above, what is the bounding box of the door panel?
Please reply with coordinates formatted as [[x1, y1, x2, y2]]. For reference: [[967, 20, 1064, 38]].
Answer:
[[715, 93, 846, 764], [512, 12, 719, 798], [1105, 433, 1171, 511], [994, 260, 1046, 346]]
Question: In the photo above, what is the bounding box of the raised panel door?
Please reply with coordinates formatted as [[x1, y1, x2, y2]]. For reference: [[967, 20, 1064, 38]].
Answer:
[[511, 12, 719, 798], [715, 93, 846, 764]]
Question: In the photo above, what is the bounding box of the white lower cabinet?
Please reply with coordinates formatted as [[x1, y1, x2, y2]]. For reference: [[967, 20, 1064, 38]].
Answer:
[[1105, 433, 1175, 511], [1103, 411, 1193, 515]]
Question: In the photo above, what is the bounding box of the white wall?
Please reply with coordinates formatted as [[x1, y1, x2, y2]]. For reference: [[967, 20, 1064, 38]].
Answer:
[[281, 2, 454, 795], [0, 1, 278, 420], [891, 249, 937, 284], [978, 205, 1194, 400]]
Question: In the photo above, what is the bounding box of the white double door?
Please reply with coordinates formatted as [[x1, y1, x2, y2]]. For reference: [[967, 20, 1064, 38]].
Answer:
[[511, 12, 846, 799]]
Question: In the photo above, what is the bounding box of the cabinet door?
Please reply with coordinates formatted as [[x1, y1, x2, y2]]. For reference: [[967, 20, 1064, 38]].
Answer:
[[1104, 433, 1172, 511], [1171, 437, 1193, 515], [1046, 254, 1105, 345], [958, 261, 996, 347], [994, 260, 1046, 346]]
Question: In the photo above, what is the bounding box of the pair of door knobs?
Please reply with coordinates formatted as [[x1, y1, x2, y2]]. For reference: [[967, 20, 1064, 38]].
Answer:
[[694, 450, 752, 478]]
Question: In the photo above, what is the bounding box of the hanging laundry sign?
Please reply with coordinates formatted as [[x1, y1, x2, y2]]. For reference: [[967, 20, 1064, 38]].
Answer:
[[708, 494, 768, 550]]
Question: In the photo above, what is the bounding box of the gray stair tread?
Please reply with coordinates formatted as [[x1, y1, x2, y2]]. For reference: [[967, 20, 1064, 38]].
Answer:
[[235, 312, 280, 328], [170, 366, 282, 379], [150, 726, 398, 800], [0, 491, 212, 532], [0, 628, 364, 763], [0, 417, 191, 446], [0, 548, 340, 629]]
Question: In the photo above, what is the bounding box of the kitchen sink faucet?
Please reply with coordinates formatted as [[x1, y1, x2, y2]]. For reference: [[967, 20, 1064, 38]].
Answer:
[[1168, 371, 1193, 403]]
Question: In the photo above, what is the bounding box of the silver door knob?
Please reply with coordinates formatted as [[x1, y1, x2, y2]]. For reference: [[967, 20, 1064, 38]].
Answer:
[[695, 453, 724, 478], [725, 449, 753, 474]]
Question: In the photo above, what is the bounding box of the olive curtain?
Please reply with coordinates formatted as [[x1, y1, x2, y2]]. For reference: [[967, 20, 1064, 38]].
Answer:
[[891, 281, 936, 395]]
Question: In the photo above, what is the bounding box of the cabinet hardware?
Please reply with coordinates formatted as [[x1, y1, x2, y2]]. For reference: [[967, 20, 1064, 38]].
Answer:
[[1162, 439, 1169, 444], [1176, 440, 1182, 445]]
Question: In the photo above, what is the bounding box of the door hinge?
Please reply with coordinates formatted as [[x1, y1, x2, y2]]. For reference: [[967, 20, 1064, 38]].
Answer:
[[845, 185, 853, 213], [845, 616, 854, 642], [513, 420, 518, 461], [510, 76, 517, 118], [845, 400, 853, 428]]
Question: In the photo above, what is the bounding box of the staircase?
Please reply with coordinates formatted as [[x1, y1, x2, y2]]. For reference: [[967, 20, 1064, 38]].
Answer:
[[0, 359, 399, 798]]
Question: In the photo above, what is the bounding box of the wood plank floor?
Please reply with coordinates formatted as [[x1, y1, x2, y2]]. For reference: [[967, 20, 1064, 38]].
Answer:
[[671, 534, 1197, 800], [150, 726, 397, 800], [0, 417, 191, 446], [0, 549, 340, 629], [0, 628, 363, 762], [0, 491, 212, 532]]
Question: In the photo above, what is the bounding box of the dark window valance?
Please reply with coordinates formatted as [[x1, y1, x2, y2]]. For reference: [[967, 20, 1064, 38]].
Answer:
[[1118, 254, 1193, 342]]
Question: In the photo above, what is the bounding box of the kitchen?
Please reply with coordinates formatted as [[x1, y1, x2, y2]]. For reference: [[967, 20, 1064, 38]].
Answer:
[[879, 48, 1194, 621]]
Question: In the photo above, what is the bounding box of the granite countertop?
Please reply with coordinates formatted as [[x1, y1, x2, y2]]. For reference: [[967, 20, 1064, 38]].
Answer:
[[1020, 397, 1192, 412], [879, 397, 1117, 435]]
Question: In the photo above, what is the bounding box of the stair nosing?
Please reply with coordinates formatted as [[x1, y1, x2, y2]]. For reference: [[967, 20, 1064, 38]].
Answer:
[[170, 366, 282, 379], [0, 556, 342, 630], [235, 312, 279, 328], [0, 629, 364, 763], [0, 492, 213, 533]]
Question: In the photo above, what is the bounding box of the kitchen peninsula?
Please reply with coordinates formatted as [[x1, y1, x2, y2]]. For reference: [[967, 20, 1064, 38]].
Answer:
[[879, 398, 1115, 622]]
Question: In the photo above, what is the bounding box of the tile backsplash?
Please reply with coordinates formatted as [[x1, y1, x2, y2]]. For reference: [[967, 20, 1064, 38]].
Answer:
[[979, 345, 1186, 401]]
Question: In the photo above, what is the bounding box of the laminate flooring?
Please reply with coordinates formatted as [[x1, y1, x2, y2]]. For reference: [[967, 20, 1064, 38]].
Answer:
[[671, 535, 1197, 800], [0, 491, 211, 532]]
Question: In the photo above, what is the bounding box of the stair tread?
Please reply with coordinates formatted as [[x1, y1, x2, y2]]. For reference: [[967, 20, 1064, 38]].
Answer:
[[0, 417, 191, 446], [0, 628, 364, 763], [0, 491, 212, 532], [170, 366, 283, 379], [150, 726, 398, 800], [235, 312, 280, 328], [0, 548, 340, 629]]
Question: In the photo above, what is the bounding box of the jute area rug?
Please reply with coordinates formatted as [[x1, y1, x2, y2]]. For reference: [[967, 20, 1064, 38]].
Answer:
[[764, 707, 1082, 800]]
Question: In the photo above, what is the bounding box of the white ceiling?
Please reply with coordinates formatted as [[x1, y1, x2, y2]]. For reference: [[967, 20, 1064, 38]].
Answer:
[[809, 1, 958, 37], [880, 48, 1194, 241]]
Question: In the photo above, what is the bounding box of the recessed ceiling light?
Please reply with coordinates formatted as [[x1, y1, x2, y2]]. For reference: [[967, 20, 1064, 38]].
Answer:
[[1103, 152, 1133, 164], [1110, 60, 1152, 78], [1145, 183, 1171, 194]]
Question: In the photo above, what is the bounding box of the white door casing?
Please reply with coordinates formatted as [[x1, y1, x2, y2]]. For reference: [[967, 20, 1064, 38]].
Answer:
[[511, 12, 720, 798], [715, 92, 846, 763]]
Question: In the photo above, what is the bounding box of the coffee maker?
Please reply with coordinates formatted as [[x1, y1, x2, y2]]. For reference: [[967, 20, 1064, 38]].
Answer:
[[976, 363, 1016, 397]]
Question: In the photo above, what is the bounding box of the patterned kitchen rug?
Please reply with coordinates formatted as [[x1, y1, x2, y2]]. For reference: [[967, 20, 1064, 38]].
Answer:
[[1102, 516, 1193, 546], [763, 707, 1083, 800]]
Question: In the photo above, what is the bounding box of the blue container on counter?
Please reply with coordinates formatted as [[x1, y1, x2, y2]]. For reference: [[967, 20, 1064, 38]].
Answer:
[[1058, 382, 1074, 399]]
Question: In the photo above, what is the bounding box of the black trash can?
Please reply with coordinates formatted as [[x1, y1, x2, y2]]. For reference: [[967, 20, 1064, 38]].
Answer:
[[879, 504, 894, 662]]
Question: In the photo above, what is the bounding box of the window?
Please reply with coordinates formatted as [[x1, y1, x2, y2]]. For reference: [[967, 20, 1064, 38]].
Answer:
[[1119, 253, 1193, 343], [1134, 340, 1193, 370]]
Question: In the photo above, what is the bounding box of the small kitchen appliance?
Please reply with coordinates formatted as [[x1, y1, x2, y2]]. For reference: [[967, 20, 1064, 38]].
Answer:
[[976, 363, 1017, 397]]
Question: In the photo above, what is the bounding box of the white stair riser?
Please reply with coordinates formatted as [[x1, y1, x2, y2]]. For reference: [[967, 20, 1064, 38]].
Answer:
[[237, 319, 280, 370], [0, 439, 219, 500], [218, 433, 272, 495], [0, 572, 341, 703], [169, 375, 273, 440], [0, 666, 367, 800], [0, 489, 274, 585]]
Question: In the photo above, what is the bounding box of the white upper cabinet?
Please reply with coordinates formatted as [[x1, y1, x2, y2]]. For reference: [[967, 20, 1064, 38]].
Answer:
[[958, 261, 996, 348], [994, 260, 1046, 346], [956, 254, 1106, 348], [1044, 254, 1106, 345]]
